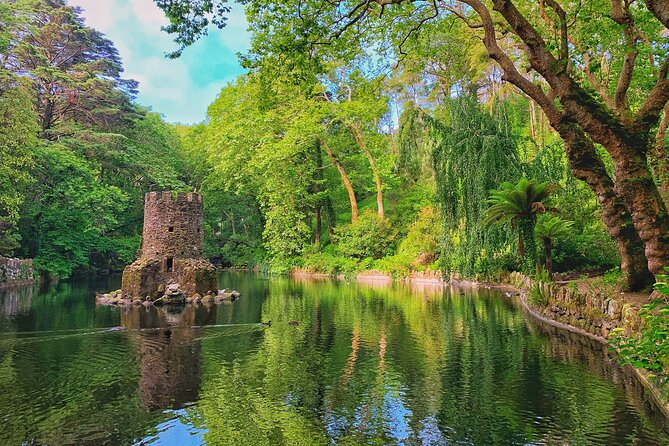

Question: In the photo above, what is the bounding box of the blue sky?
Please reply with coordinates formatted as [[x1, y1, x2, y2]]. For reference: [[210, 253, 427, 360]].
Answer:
[[69, 0, 249, 124]]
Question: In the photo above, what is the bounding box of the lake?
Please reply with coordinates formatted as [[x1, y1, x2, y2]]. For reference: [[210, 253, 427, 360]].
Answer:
[[0, 272, 667, 445]]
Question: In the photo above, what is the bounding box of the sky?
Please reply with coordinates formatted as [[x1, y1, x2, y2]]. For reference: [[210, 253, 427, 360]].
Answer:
[[68, 0, 250, 124]]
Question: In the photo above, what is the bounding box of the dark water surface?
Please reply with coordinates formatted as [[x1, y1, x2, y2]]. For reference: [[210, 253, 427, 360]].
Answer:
[[0, 272, 668, 445]]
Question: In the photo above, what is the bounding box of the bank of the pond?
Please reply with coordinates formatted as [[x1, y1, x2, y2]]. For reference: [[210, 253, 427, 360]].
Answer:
[[289, 267, 669, 420], [504, 272, 669, 421]]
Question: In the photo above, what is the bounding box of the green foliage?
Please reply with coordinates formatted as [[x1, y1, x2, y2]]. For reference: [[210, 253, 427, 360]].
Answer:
[[300, 248, 362, 277], [5, 0, 138, 137], [551, 223, 620, 272], [0, 1, 191, 277], [0, 72, 37, 254], [482, 178, 560, 229], [535, 216, 574, 242], [19, 145, 128, 278], [396, 206, 442, 266], [529, 268, 552, 306], [423, 96, 523, 277], [334, 210, 396, 260], [483, 177, 560, 268], [611, 268, 669, 392], [535, 215, 574, 271]]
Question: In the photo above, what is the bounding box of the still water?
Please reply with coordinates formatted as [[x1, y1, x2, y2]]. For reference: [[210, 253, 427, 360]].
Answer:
[[0, 272, 668, 445]]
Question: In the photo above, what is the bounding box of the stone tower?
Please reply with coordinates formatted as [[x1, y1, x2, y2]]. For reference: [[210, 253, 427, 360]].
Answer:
[[121, 191, 217, 300], [141, 191, 204, 263]]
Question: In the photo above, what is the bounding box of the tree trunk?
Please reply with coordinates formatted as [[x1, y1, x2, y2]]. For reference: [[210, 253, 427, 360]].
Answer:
[[558, 122, 654, 290], [315, 206, 322, 245], [646, 0, 669, 29], [320, 138, 358, 223], [518, 218, 536, 264], [349, 124, 384, 218], [651, 104, 669, 207], [41, 98, 54, 132], [544, 238, 553, 273], [529, 99, 537, 140], [610, 138, 669, 275], [481, 0, 669, 278]]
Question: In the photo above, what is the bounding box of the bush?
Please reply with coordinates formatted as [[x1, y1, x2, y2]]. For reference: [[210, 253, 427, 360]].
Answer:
[[396, 206, 441, 268], [552, 222, 618, 272], [610, 268, 669, 393], [334, 210, 396, 259], [301, 250, 361, 276]]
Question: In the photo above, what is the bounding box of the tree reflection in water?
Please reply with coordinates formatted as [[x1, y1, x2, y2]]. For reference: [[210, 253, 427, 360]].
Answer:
[[0, 274, 667, 445]]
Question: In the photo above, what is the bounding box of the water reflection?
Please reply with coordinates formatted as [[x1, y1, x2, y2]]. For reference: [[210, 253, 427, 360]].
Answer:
[[0, 285, 33, 318], [0, 274, 667, 446], [120, 305, 213, 411]]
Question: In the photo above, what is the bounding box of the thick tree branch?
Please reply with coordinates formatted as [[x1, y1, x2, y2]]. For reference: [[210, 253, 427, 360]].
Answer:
[[635, 55, 669, 128], [646, 0, 669, 29], [488, 0, 642, 151], [582, 52, 617, 110], [611, 0, 639, 114], [461, 0, 562, 126]]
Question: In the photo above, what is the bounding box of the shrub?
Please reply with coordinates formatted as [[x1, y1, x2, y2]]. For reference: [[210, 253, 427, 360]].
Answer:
[[334, 210, 396, 259], [301, 251, 361, 276], [396, 206, 441, 268], [610, 268, 669, 393]]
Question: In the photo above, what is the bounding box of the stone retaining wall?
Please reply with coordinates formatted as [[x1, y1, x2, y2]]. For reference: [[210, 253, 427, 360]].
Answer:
[[506, 271, 642, 339], [504, 271, 669, 418], [0, 257, 34, 288]]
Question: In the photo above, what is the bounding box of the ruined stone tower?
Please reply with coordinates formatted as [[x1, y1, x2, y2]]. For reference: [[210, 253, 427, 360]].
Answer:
[[121, 191, 217, 300], [141, 191, 204, 262]]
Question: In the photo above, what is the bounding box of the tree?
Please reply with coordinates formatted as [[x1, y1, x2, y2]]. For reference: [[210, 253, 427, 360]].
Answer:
[[19, 145, 127, 278], [0, 71, 37, 255], [153, 0, 669, 290], [422, 96, 521, 275], [2, 0, 138, 137], [482, 177, 559, 265], [321, 67, 391, 218], [535, 215, 573, 273], [1, 0, 189, 276]]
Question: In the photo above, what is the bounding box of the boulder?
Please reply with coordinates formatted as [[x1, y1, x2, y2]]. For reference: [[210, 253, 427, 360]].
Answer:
[[217, 289, 240, 301]]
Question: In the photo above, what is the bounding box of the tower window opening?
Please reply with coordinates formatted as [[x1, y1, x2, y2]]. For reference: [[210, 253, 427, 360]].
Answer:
[[166, 257, 174, 272], [168, 226, 174, 233]]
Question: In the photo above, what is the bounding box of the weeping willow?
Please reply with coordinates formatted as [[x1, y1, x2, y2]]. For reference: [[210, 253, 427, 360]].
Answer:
[[399, 95, 523, 277], [396, 101, 434, 183]]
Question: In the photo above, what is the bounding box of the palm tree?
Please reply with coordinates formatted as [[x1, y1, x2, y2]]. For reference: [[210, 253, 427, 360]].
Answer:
[[535, 215, 574, 273], [482, 177, 560, 263]]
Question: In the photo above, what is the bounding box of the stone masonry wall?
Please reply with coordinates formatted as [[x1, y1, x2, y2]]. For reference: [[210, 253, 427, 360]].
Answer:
[[0, 257, 34, 288], [506, 271, 642, 339], [141, 191, 204, 260], [122, 191, 217, 300]]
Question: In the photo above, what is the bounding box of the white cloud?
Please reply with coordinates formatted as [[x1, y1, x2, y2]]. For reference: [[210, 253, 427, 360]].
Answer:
[[218, 6, 251, 52], [128, 0, 168, 26], [67, 0, 248, 123], [69, 0, 122, 29]]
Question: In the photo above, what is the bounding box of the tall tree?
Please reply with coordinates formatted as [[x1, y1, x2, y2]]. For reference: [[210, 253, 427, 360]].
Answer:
[[154, 0, 669, 289], [0, 72, 37, 254], [3, 0, 138, 137]]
